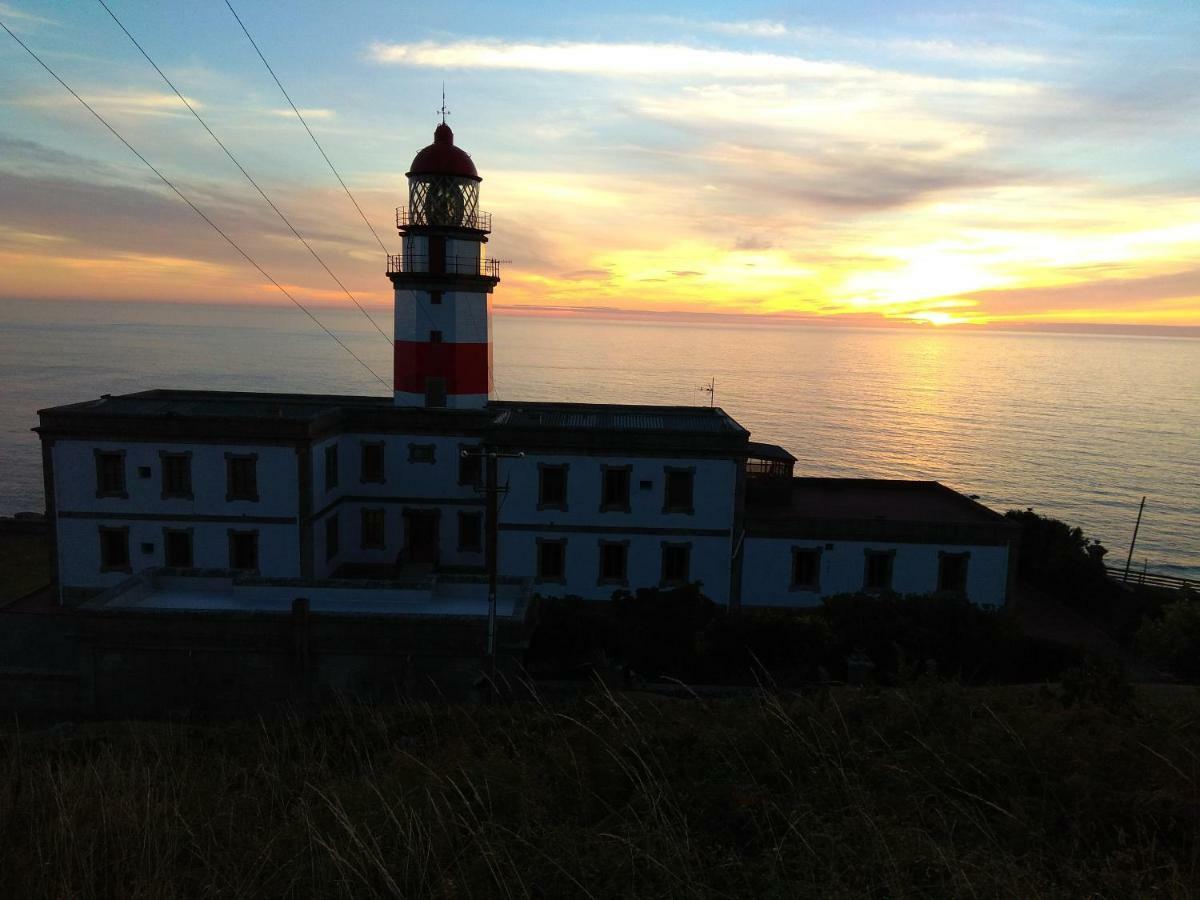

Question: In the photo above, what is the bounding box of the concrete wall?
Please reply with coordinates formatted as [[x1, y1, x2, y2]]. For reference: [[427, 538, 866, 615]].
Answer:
[[52, 439, 301, 589], [497, 453, 737, 602], [741, 537, 1011, 607], [0, 605, 528, 719]]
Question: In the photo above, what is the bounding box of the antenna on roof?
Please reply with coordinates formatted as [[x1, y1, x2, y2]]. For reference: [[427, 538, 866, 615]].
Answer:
[[700, 377, 715, 407], [439, 83, 450, 124]]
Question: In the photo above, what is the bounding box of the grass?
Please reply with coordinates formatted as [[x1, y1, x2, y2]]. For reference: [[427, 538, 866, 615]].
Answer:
[[0, 530, 50, 604], [1, 682, 1198, 898]]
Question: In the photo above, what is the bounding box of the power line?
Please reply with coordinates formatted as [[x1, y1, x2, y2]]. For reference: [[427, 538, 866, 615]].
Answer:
[[223, 0, 392, 257], [94, 0, 392, 346], [0, 18, 391, 391]]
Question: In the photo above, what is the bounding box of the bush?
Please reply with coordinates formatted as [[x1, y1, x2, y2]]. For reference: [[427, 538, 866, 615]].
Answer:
[[1138, 600, 1200, 680], [527, 589, 1079, 686]]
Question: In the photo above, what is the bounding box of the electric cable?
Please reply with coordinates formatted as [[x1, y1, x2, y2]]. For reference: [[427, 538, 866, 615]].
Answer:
[[222, 0, 391, 257], [0, 18, 391, 390], [95, 0, 392, 346]]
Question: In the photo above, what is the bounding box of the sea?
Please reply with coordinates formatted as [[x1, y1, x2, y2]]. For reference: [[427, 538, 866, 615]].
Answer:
[[1, 299, 1197, 579]]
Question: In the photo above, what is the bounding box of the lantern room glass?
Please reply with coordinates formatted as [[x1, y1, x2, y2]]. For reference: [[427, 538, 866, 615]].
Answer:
[[408, 175, 480, 228]]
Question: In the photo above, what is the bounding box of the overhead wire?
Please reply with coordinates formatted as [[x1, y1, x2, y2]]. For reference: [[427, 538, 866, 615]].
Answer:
[[222, 0, 391, 257], [94, 0, 392, 346], [0, 18, 391, 390]]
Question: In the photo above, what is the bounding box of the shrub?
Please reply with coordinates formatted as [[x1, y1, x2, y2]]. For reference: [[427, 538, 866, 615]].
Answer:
[[1137, 599, 1200, 680]]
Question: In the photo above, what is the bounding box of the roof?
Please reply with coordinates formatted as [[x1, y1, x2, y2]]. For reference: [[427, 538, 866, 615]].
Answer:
[[36, 390, 751, 455], [746, 478, 1015, 545], [747, 441, 797, 463], [407, 124, 481, 181]]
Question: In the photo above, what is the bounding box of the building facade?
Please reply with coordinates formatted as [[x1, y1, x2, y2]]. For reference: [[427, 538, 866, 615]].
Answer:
[[35, 125, 1017, 611]]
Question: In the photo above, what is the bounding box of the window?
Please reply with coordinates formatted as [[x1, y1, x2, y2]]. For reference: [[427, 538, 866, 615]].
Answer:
[[228, 530, 259, 571], [536, 538, 566, 582], [599, 541, 628, 584], [639, 479, 653, 491], [429, 290, 443, 305], [864, 550, 895, 592], [325, 514, 340, 561], [361, 508, 385, 550], [161, 452, 192, 499], [94, 450, 126, 497], [430, 330, 443, 343], [361, 442, 385, 483], [226, 454, 258, 502], [137, 466, 151, 479], [600, 466, 631, 512], [664, 467, 694, 513], [140, 542, 154, 555], [661, 543, 690, 586], [409, 443, 436, 464], [538, 464, 568, 510], [458, 511, 483, 552], [324, 444, 339, 492], [164, 529, 193, 567], [791, 548, 821, 590], [458, 446, 482, 486], [99, 526, 130, 572], [938, 552, 970, 594]]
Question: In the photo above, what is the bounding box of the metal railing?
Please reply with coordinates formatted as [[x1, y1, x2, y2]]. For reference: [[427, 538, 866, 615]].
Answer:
[[386, 254, 501, 279], [396, 206, 492, 232], [1105, 564, 1197, 594]]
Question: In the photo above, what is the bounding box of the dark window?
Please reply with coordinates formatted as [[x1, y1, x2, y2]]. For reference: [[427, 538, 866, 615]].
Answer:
[[409, 443, 436, 463], [537, 539, 566, 581], [458, 446, 482, 486], [95, 451, 125, 497], [430, 290, 443, 305], [99, 526, 130, 571], [324, 444, 339, 492], [539, 465, 567, 509], [458, 511, 483, 552], [161, 453, 191, 499], [791, 548, 821, 590], [661, 543, 690, 585], [140, 542, 154, 555], [639, 479, 653, 491], [664, 468, 694, 513], [430, 330, 443, 343], [864, 551, 894, 592], [361, 508, 385, 550], [429, 235, 446, 273], [229, 530, 258, 571], [361, 442, 385, 483], [938, 553, 969, 594], [226, 454, 258, 501], [164, 529, 193, 567], [599, 542, 628, 583], [424, 377, 447, 408], [137, 466, 151, 479], [601, 467, 630, 512], [325, 515, 340, 561]]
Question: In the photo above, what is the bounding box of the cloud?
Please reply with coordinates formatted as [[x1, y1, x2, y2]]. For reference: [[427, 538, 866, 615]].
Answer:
[[734, 235, 773, 250], [19, 88, 203, 117], [368, 40, 1037, 97], [0, 2, 57, 28], [270, 108, 335, 120]]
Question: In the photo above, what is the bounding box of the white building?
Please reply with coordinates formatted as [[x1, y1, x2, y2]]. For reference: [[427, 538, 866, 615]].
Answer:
[[35, 125, 1017, 612]]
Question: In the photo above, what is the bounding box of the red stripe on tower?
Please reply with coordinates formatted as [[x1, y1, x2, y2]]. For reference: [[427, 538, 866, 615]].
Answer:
[[393, 341, 489, 395]]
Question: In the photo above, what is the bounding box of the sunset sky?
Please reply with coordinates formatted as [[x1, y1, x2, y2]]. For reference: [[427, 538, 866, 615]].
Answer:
[[1, 0, 1198, 329]]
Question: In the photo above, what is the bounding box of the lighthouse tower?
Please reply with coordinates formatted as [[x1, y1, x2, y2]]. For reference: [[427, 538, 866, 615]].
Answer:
[[388, 123, 499, 408]]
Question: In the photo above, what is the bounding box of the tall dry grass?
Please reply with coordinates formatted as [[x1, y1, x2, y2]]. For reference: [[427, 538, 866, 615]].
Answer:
[[1, 681, 1197, 898]]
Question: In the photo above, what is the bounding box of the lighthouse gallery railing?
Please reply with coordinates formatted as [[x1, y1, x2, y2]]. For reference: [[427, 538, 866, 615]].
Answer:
[[396, 206, 492, 232], [387, 254, 501, 279]]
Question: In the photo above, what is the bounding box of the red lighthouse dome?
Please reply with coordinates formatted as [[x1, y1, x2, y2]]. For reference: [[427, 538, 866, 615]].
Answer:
[[406, 124, 480, 181]]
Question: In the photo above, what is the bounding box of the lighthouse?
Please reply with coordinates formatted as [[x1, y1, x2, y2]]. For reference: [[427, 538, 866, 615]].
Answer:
[[388, 123, 500, 408]]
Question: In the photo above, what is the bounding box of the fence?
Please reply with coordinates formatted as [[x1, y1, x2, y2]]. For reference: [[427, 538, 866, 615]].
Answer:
[[1106, 565, 1197, 594]]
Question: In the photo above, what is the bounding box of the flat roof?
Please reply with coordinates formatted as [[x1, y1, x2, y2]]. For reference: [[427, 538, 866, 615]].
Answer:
[[746, 478, 1015, 544], [37, 389, 749, 452], [747, 441, 797, 463]]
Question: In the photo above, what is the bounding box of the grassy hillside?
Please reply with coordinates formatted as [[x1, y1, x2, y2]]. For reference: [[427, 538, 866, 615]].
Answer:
[[0, 530, 49, 604], [1, 682, 1197, 898]]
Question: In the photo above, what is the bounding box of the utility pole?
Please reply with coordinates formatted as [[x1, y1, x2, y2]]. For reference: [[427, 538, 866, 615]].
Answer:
[[1122, 495, 1146, 583], [466, 445, 523, 699]]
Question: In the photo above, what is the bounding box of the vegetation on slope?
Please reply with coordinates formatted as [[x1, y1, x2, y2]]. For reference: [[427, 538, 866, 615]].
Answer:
[[1, 682, 1197, 898]]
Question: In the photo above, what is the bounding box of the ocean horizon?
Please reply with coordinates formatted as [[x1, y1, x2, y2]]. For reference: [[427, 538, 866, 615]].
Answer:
[[1, 298, 1196, 579]]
